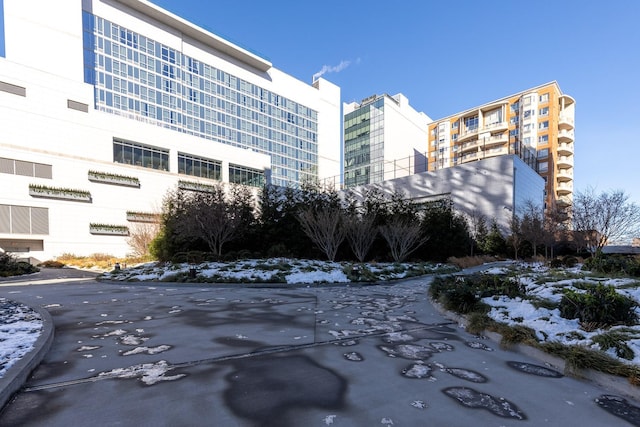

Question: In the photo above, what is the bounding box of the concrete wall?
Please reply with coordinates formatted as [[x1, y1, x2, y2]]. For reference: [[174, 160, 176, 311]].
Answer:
[[346, 155, 544, 233]]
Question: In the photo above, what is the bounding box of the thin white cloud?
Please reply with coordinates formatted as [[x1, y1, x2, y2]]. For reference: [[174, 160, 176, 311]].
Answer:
[[313, 59, 357, 81]]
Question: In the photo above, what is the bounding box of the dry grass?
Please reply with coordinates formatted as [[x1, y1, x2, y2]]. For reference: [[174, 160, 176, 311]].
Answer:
[[446, 255, 502, 269], [54, 253, 152, 271]]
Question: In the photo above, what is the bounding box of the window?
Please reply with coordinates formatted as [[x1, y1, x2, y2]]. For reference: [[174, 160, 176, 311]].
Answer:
[[537, 148, 549, 158], [510, 102, 519, 113], [509, 116, 519, 125], [178, 152, 221, 180], [509, 129, 519, 137], [538, 135, 549, 144], [538, 161, 549, 173], [451, 120, 459, 130], [539, 106, 549, 116], [113, 138, 168, 170], [229, 164, 265, 187], [539, 93, 549, 103], [484, 108, 503, 126], [539, 120, 549, 130], [464, 115, 478, 131], [523, 109, 534, 119]]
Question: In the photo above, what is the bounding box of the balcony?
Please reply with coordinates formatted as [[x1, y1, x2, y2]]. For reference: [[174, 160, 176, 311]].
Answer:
[[558, 129, 574, 143], [558, 114, 574, 130], [460, 151, 480, 163], [557, 195, 572, 207], [557, 182, 573, 195], [482, 121, 508, 133], [556, 169, 573, 181], [557, 142, 574, 156], [457, 127, 479, 143], [557, 155, 574, 168], [460, 139, 480, 152]]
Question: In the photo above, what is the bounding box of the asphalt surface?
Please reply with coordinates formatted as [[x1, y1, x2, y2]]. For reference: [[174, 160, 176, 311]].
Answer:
[[0, 268, 639, 426]]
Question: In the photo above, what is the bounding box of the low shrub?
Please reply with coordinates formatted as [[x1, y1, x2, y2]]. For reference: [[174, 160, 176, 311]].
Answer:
[[39, 260, 66, 268], [584, 255, 640, 277], [592, 332, 635, 360], [0, 252, 39, 277], [559, 283, 637, 326], [446, 255, 497, 269]]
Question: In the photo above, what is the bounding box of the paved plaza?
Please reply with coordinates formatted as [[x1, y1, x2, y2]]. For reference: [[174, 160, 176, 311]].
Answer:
[[0, 269, 639, 426]]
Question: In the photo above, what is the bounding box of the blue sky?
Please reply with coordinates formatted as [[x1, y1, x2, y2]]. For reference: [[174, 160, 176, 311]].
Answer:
[[148, 0, 640, 204]]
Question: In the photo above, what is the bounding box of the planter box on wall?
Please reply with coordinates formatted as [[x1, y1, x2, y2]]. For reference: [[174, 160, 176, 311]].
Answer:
[[126, 211, 160, 223], [89, 223, 130, 236], [29, 185, 92, 202], [177, 180, 218, 193], [88, 170, 140, 188]]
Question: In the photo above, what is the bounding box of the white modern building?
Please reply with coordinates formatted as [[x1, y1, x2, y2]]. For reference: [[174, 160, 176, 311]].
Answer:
[[343, 93, 431, 187], [346, 155, 545, 233], [0, 0, 341, 261]]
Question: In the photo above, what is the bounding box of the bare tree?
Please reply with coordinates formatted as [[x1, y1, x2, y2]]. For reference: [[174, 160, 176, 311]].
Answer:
[[379, 215, 428, 262], [466, 209, 487, 256], [297, 206, 346, 261], [520, 200, 544, 257], [178, 184, 250, 256], [344, 212, 377, 262], [572, 188, 640, 256], [126, 221, 160, 257], [508, 214, 524, 260], [542, 205, 569, 259]]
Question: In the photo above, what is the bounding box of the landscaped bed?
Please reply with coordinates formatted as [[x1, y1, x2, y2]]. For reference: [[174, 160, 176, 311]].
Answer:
[[429, 262, 640, 381], [98, 258, 457, 284]]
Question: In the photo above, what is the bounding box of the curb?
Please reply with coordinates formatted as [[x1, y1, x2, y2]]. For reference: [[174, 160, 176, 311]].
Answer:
[[429, 298, 640, 402], [0, 301, 54, 409]]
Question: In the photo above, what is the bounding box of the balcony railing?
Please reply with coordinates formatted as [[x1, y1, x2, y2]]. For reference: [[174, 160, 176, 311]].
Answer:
[[557, 156, 574, 168], [556, 169, 573, 181], [558, 129, 574, 142], [557, 142, 574, 155], [558, 114, 574, 130]]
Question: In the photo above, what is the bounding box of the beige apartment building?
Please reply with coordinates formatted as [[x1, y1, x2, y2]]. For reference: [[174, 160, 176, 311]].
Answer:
[[427, 82, 575, 211]]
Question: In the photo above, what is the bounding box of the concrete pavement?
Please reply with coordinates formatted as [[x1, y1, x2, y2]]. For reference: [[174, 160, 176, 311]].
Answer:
[[1, 271, 639, 426]]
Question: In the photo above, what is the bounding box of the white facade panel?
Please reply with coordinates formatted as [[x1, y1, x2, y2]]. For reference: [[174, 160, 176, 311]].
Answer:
[[0, 0, 339, 260]]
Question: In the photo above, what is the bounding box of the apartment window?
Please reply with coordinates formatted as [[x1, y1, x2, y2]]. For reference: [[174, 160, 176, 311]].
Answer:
[[538, 161, 549, 173], [523, 137, 531, 145], [523, 110, 534, 119], [538, 135, 549, 144], [484, 108, 502, 126], [510, 102, 519, 113], [451, 120, 459, 130], [537, 148, 549, 159], [509, 129, 519, 137], [509, 116, 519, 125], [539, 106, 549, 116], [464, 115, 478, 131], [178, 152, 221, 180], [539, 93, 549, 103], [113, 138, 169, 170], [539, 120, 549, 130]]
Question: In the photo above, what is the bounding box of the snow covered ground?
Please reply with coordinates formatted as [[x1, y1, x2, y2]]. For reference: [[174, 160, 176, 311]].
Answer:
[[479, 263, 640, 364], [0, 299, 43, 379], [99, 258, 454, 284]]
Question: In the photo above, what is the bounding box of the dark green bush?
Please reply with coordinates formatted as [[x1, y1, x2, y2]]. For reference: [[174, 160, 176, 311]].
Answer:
[[0, 252, 39, 277], [429, 274, 524, 314], [584, 255, 640, 276], [549, 258, 563, 268], [559, 283, 637, 326]]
